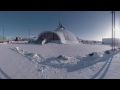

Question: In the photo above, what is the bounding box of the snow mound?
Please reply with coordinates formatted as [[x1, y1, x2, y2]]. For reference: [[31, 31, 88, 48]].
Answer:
[[11, 41, 28, 44], [12, 47, 44, 63], [13, 47, 25, 54], [104, 50, 110, 54], [58, 55, 70, 60], [41, 39, 46, 45], [14, 47, 19, 51], [41, 55, 79, 67], [104, 49, 118, 55], [57, 55, 78, 64], [28, 53, 40, 61], [88, 52, 100, 59], [37, 65, 48, 72]]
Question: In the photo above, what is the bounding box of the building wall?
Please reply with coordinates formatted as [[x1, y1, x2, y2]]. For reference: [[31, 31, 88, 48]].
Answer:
[[37, 29, 79, 44], [102, 38, 120, 44], [37, 31, 61, 44]]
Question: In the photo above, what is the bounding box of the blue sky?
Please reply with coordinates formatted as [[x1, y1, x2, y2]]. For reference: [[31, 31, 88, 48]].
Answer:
[[0, 11, 120, 41]]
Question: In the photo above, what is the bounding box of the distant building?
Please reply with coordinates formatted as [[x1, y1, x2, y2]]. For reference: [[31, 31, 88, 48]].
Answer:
[[102, 38, 120, 44], [36, 22, 79, 44]]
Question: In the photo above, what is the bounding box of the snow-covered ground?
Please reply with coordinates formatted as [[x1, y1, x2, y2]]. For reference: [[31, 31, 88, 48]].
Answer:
[[0, 43, 120, 79]]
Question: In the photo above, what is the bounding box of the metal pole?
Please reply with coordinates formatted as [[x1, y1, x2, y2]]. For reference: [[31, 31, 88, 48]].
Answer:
[[114, 11, 115, 50], [2, 25, 4, 43], [3, 26, 4, 42], [28, 29, 30, 40], [111, 11, 114, 50]]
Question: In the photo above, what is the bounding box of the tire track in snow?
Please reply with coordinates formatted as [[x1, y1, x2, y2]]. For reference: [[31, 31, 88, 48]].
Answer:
[[0, 76, 2, 79], [90, 49, 120, 79], [0, 68, 11, 79], [90, 55, 113, 79], [99, 56, 113, 79]]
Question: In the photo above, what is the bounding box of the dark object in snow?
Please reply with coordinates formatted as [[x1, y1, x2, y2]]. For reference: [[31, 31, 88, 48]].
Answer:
[[111, 49, 117, 51], [105, 50, 110, 54], [114, 49, 117, 51], [58, 55, 63, 58], [89, 53, 94, 56], [57, 55, 69, 60]]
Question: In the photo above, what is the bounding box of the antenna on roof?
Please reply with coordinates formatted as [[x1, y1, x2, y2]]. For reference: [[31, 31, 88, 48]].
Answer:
[[59, 19, 61, 26], [55, 19, 65, 31]]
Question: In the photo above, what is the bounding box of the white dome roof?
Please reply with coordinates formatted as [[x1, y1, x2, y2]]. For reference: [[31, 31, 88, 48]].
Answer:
[[37, 22, 79, 44], [54, 23, 79, 44]]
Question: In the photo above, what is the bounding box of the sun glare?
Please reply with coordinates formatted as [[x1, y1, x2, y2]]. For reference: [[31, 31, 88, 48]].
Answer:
[[115, 26, 120, 38]]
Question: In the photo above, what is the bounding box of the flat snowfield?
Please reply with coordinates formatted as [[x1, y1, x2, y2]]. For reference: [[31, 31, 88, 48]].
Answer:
[[0, 43, 120, 79]]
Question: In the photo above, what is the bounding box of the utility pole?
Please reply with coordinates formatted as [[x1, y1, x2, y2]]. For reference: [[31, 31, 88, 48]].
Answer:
[[114, 11, 115, 50], [1, 25, 4, 43], [111, 11, 116, 51], [28, 29, 30, 41], [111, 11, 114, 50]]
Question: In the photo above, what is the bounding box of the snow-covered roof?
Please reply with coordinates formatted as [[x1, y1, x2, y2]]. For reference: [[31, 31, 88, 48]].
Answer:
[[37, 22, 79, 44], [55, 28, 79, 44]]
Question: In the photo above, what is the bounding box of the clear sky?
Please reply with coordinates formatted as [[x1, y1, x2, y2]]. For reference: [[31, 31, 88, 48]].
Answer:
[[0, 11, 120, 41]]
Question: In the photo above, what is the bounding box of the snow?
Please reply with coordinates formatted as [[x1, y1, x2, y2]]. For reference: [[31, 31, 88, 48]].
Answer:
[[11, 41, 28, 44], [38, 28, 79, 45], [55, 29, 79, 44], [41, 39, 46, 45], [1, 42, 120, 79]]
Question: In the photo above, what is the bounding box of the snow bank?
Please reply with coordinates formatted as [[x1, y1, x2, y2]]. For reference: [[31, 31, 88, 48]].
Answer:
[[58, 55, 70, 60], [12, 45, 120, 71], [5, 43, 120, 79], [28, 53, 40, 61], [41, 39, 46, 45], [15, 47, 19, 51], [12, 41, 28, 43], [37, 65, 48, 72], [12, 47, 44, 63], [57, 55, 78, 64], [88, 52, 100, 59], [12, 45, 120, 68]]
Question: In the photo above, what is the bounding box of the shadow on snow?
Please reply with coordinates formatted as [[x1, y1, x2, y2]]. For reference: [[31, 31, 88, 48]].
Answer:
[[40, 50, 120, 73], [0, 68, 11, 79], [90, 54, 114, 79]]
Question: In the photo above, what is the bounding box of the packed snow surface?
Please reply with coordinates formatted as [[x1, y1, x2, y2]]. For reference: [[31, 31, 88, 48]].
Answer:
[[0, 43, 120, 79]]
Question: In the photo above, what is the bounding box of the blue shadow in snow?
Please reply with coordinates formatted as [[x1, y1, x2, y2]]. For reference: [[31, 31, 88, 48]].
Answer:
[[40, 50, 120, 73], [90, 55, 113, 79], [0, 68, 11, 79], [67, 50, 119, 72], [99, 55, 113, 79]]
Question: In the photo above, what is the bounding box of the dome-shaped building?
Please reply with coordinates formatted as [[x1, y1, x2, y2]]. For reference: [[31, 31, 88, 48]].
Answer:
[[36, 22, 79, 44]]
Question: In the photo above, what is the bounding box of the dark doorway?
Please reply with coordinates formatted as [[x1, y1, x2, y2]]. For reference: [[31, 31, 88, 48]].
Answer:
[[37, 32, 60, 44]]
